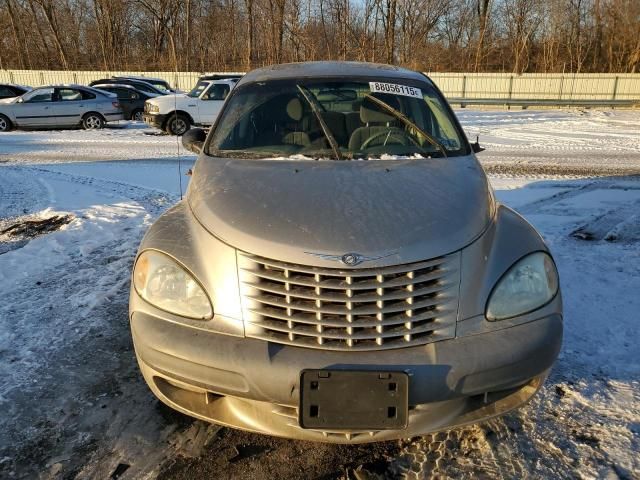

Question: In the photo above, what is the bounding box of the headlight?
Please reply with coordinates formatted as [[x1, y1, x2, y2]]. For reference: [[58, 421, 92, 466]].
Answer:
[[133, 250, 213, 319], [486, 252, 558, 321]]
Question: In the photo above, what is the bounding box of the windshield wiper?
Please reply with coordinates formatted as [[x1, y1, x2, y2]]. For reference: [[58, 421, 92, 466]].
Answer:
[[363, 94, 448, 158], [296, 85, 342, 160]]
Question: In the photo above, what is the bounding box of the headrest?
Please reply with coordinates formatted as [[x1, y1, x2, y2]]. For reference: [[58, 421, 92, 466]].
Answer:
[[360, 94, 401, 124], [360, 103, 394, 124], [286, 98, 303, 121]]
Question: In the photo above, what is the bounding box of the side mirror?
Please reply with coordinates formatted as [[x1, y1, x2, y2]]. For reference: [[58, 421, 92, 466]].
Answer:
[[471, 135, 485, 153], [182, 127, 206, 154]]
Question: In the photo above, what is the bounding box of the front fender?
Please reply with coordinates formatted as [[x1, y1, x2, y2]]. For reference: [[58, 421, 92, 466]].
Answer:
[[0, 107, 16, 122], [130, 200, 244, 337], [457, 203, 562, 329]]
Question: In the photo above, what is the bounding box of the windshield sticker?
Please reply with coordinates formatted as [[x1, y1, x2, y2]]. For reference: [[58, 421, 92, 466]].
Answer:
[[369, 82, 422, 98]]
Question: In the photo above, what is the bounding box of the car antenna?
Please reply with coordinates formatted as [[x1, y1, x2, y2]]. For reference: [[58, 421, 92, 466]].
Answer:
[[173, 72, 183, 200]]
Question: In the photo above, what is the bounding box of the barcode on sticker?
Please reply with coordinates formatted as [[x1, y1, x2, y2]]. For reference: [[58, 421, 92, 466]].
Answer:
[[369, 82, 422, 98]]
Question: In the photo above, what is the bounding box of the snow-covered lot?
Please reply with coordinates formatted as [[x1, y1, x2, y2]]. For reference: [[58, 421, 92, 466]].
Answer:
[[0, 110, 639, 479]]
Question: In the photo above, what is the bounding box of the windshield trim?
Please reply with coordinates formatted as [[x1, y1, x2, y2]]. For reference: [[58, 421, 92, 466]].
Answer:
[[203, 75, 471, 159]]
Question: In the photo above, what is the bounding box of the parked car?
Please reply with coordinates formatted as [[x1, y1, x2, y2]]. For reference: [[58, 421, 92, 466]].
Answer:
[[0, 83, 31, 99], [89, 78, 165, 96], [0, 84, 123, 132], [93, 83, 153, 121], [198, 73, 243, 82], [142, 77, 238, 135], [129, 61, 562, 444], [112, 75, 178, 94]]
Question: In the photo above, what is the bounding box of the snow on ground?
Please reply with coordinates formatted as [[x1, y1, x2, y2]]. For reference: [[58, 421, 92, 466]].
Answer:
[[0, 111, 638, 479], [459, 108, 640, 176], [0, 122, 193, 163]]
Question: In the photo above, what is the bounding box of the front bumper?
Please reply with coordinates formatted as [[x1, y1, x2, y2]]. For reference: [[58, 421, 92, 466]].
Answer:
[[143, 113, 166, 129], [131, 310, 562, 443]]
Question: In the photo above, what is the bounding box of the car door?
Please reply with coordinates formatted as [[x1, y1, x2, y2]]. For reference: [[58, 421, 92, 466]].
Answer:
[[13, 87, 55, 127], [51, 88, 87, 126], [198, 83, 230, 125]]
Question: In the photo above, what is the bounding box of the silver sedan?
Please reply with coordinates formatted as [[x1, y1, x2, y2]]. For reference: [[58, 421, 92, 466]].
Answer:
[[129, 61, 563, 443], [0, 85, 124, 132]]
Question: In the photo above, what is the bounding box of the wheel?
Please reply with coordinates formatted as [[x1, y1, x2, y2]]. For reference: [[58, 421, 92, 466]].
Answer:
[[82, 113, 105, 130], [165, 114, 190, 136], [0, 114, 12, 132], [360, 129, 413, 149], [131, 109, 144, 122]]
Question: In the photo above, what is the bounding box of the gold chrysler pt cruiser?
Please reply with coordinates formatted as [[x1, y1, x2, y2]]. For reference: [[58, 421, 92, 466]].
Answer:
[[129, 61, 562, 443]]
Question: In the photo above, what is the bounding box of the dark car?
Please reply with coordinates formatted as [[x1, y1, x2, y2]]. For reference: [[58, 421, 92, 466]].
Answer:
[[89, 78, 165, 96], [198, 73, 243, 82], [112, 75, 177, 94], [0, 84, 31, 99], [93, 83, 153, 121]]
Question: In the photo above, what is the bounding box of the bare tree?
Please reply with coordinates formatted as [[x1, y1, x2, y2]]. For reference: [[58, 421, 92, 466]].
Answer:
[[0, 0, 638, 73], [474, 0, 492, 71]]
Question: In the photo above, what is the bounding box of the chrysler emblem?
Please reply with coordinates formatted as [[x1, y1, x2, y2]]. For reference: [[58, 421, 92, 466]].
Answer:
[[341, 253, 360, 266], [305, 251, 396, 266]]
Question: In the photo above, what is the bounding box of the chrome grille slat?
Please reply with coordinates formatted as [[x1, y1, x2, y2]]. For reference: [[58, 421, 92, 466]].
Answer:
[[244, 267, 450, 290], [244, 280, 456, 303], [239, 252, 460, 351], [242, 256, 447, 277], [248, 306, 451, 328], [248, 293, 449, 316], [256, 319, 438, 340]]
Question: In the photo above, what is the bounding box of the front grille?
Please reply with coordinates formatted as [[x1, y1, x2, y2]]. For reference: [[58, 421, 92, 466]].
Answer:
[[238, 252, 460, 351]]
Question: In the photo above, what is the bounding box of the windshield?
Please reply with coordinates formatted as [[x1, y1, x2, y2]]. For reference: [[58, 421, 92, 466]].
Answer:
[[207, 79, 468, 159], [148, 81, 170, 92], [188, 80, 211, 98]]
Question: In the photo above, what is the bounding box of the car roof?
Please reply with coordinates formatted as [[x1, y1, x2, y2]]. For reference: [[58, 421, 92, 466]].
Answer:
[[200, 74, 244, 81], [237, 61, 432, 87], [35, 84, 92, 89], [113, 75, 167, 83], [99, 77, 156, 88], [94, 83, 138, 90], [1, 83, 31, 90]]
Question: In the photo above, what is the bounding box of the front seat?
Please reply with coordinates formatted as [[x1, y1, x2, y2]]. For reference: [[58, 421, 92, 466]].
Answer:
[[348, 96, 404, 151], [282, 98, 311, 147]]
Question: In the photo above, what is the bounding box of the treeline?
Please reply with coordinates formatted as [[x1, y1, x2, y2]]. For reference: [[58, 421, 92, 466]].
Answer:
[[1, 0, 639, 73]]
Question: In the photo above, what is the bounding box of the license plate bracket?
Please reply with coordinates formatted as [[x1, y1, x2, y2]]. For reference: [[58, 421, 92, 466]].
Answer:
[[299, 370, 409, 430]]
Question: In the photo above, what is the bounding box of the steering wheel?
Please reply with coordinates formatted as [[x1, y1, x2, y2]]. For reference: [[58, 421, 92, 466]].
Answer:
[[360, 129, 419, 150]]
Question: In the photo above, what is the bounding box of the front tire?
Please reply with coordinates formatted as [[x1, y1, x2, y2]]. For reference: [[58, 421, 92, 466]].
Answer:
[[0, 114, 13, 132], [82, 113, 105, 130], [165, 114, 190, 136], [131, 109, 144, 122]]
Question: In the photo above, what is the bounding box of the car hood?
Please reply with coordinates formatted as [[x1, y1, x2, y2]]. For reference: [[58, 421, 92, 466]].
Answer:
[[150, 93, 189, 104], [0, 97, 17, 104], [188, 155, 495, 267]]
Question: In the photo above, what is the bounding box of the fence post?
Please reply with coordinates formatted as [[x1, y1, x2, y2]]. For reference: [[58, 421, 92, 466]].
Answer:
[[558, 75, 564, 100], [508, 75, 513, 100], [461, 74, 466, 99], [612, 75, 619, 100]]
